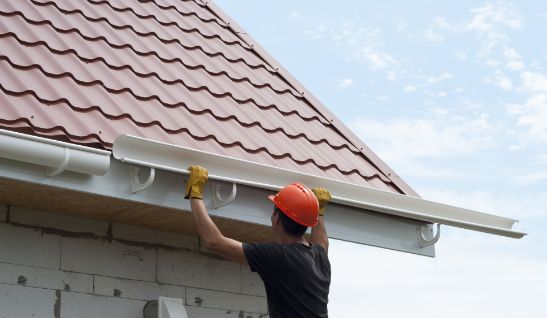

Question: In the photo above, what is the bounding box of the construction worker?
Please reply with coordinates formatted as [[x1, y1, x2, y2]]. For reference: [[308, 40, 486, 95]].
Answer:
[[185, 165, 331, 317]]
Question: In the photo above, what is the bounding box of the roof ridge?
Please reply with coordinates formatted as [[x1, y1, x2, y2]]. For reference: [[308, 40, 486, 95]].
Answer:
[[202, 0, 419, 196]]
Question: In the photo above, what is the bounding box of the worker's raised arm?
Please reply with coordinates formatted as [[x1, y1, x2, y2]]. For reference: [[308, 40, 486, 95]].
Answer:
[[185, 166, 247, 265], [310, 188, 330, 253]]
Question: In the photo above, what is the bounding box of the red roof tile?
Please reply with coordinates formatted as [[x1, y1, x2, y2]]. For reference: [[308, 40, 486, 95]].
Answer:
[[0, 0, 418, 195]]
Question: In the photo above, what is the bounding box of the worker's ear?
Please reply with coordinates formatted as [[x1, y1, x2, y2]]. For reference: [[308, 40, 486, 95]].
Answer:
[[271, 208, 280, 224]]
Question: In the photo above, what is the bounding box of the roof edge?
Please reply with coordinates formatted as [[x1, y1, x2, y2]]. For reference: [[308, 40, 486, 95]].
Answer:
[[203, 0, 420, 197]]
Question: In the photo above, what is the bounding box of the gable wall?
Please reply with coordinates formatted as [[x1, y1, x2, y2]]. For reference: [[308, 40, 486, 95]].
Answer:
[[0, 205, 269, 318]]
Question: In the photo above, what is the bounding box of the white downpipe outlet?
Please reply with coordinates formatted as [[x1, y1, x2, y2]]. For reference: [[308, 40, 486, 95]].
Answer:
[[0, 129, 110, 176]]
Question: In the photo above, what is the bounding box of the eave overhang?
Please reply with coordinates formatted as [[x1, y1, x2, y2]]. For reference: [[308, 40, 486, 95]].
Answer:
[[0, 130, 437, 257]]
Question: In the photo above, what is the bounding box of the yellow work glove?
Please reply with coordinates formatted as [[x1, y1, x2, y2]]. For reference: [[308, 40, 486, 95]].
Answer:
[[312, 187, 331, 216], [185, 165, 208, 199]]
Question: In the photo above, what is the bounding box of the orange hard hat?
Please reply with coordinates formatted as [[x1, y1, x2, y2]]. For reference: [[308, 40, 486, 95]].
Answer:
[[268, 182, 319, 227]]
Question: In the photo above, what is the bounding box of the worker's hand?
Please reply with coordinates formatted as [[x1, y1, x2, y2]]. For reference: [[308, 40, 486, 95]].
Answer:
[[185, 165, 208, 200], [312, 187, 331, 216]]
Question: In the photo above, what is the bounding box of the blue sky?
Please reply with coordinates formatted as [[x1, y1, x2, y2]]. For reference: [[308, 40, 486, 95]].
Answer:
[[215, 1, 547, 316]]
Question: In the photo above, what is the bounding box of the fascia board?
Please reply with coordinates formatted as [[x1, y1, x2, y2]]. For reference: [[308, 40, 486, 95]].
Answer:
[[112, 134, 526, 239], [0, 129, 110, 176]]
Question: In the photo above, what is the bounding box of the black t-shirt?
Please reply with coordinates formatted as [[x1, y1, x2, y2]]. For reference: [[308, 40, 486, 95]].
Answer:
[[243, 242, 331, 318]]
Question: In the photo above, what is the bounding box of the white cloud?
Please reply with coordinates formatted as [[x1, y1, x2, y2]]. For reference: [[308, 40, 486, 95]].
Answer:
[[466, 3, 524, 70], [467, 4, 522, 33], [538, 153, 547, 164], [485, 69, 514, 90], [503, 47, 525, 70], [432, 16, 450, 29], [288, 11, 305, 20], [354, 46, 398, 70], [506, 60, 524, 70], [302, 19, 403, 80], [426, 72, 455, 83], [507, 94, 547, 142], [497, 76, 513, 90], [424, 16, 451, 42], [520, 71, 547, 92], [424, 29, 444, 42], [403, 85, 417, 92], [505, 72, 547, 144], [454, 50, 468, 61], [304, 19, 381, 48], [515, 171, 547, 185], [335, 78, 353, 89], [348, 116, 495, 165]]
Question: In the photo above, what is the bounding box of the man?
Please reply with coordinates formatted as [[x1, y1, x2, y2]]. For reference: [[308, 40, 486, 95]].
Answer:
[[185, 165, 331, 317]]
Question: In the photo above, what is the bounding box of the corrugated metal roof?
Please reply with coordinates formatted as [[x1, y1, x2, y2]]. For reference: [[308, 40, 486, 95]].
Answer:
[[0, 0, 417, 195]]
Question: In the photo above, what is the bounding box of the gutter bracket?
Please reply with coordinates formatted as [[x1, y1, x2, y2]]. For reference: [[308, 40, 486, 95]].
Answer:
[[212, 182, 237, 209], [46, 148, 70, 177], [130, 165, 155, 193], [418, 223, 441, 248]]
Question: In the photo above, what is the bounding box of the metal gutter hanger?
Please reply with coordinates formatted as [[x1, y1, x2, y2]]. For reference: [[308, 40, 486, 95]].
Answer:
[[112, 134, 526, 239]]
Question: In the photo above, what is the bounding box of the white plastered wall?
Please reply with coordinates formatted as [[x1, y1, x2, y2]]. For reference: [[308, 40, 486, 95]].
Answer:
[[0, 205, 269, 318]]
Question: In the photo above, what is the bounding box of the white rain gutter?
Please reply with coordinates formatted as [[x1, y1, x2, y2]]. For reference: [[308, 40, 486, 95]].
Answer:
[[112, 134, 525, 239], [0, 129, 110, 176]]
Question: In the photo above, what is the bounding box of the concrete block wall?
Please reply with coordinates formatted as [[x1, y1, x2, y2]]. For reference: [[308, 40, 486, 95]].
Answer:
[[0, 205, 268, 318]]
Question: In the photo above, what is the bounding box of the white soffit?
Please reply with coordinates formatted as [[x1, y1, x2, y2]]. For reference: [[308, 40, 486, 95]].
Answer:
[[113, 134, 526, 239], [0, 129, 110, 176]]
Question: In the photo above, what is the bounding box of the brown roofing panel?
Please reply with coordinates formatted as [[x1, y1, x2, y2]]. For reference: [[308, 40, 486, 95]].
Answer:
[[0, 0, 416, 195]]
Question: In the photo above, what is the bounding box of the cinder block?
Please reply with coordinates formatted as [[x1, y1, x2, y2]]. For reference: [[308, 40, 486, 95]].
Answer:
[[0, 223, 60, 269], [0, 283, 57, 318], [241, 314, 269, 318], [241, 265, 266, 296], [241, 294, 268, 314], [0, 262, 92, 293], [93, 275, 185, 301], [243, 313, 270, 318], [157, 249, 241, 293], [186, 287, 241, 311], [184, 306, 242, 318], [10, 206, 109, 236], [61, 237, 156, 281], [61, 291, 145, 318], [0, 205, 7, 222], [111, 223, 199, 250]]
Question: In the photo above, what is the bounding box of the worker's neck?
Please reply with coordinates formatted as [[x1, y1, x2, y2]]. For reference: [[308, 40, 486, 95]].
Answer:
[[276, 231, 308, 245]]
